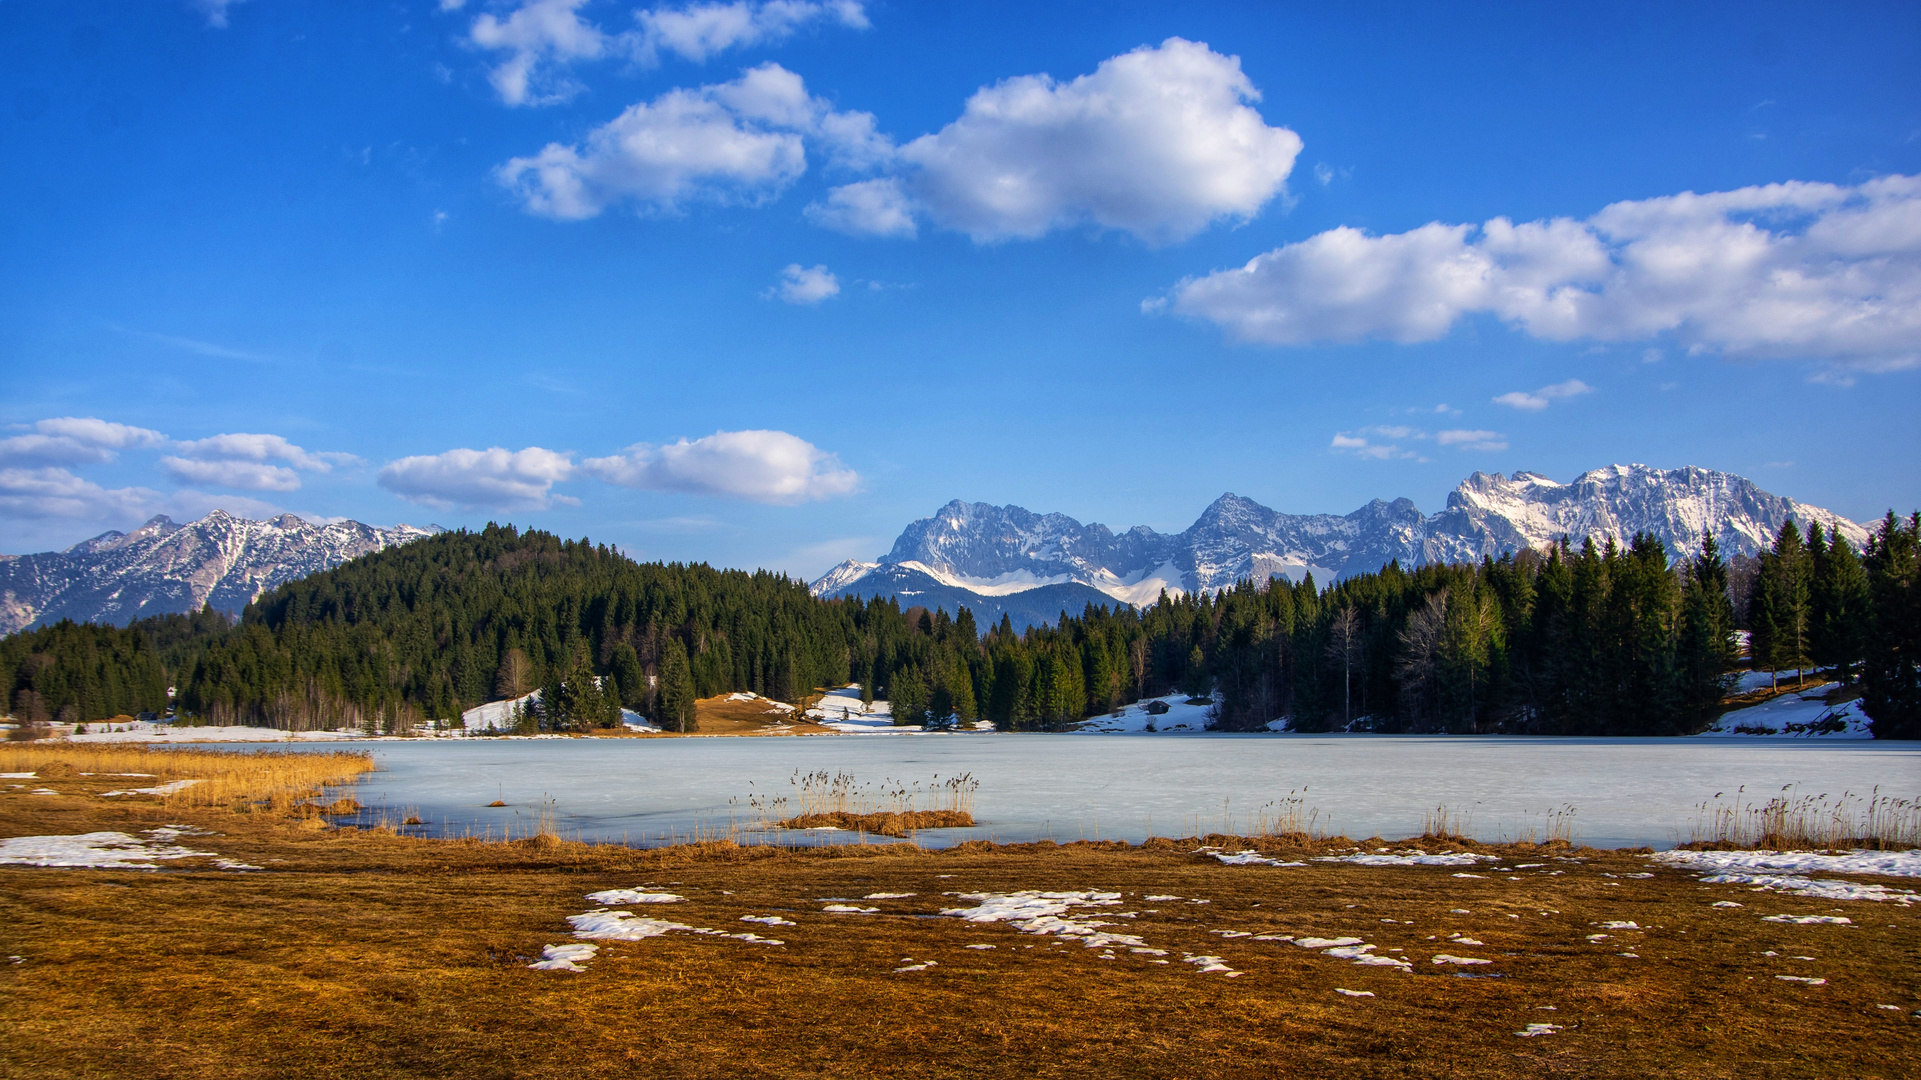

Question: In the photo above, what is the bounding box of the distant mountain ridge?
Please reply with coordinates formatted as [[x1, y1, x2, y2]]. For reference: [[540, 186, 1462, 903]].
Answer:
[[0, 510, 437, 633], [813, 465, 1869, 626]]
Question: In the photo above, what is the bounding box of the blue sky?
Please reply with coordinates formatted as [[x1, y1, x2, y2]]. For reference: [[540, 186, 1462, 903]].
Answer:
[[3, 0, 1918, 574]]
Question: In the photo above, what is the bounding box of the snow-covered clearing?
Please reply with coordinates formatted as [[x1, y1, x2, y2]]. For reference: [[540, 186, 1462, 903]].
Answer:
[[1074, 695, 1218, 735], [0, 826, 258, 870], [460, 691, 659, 734], [1698, 683, 1872, 738]]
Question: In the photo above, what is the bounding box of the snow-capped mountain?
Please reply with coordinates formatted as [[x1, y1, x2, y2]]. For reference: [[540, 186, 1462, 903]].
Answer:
[[812, 465, 1869, 624], [0, 510, 438, 633]]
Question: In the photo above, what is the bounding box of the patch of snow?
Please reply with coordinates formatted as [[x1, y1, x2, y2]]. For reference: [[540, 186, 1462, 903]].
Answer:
[[0, 772, 35, 779], [864, 892, 916, 898], [1432, 954, 1492, 965], [1317, 851, 1499, 867], [529, 943, 598, 971], [1597, 921, 1640, 930], [1775, 975, 1827, 985], [1515, 1023, 1563, 1037], [1712, 901, 1744, 908], [1696, 684, 1872, 738], [964, 944, 995, 950], [1334, 988, 1375, 997], [942, 890, 1153, 951], [1761, 914, 1852, 925], [0, 828, 246, 870], [893, 959, 936, 973], [1183, 954, 1240, 976], [1200, 848, 1307, 867], [823, 904, 879, 914], [1293, 937, 1365, 949], [585, 889, 685, 905], [99, 778, 201, 797], [740, 915, 795, 926], [62, 720, 364, 742], [1650, 849, 1921, 878]]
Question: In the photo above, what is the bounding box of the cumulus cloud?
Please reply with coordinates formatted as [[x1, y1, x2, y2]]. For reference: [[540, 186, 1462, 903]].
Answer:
[[805, 177, 917, 237], [766, 263, 840, 303], [498, 63, 881, 217], [0, 467, 162, 522], [890, 38, 1301, 243], [160, 432, 357, 492], [379, 447, 577, 511], [634, 0, 868, 64], [1492, 379, 1593, 411], [1158, 173, 1921, 375], [1331, 424, 1508, 459], [1435, 428, 1510, 451], [468, 0, 608, 106], [0, 418, 166, 467], [582, 429, 857, 503]]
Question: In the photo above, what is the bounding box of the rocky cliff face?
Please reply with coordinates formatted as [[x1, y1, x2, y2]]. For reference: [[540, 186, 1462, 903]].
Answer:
[[812, 465, 1869, 623], [0, 511, 437, 633]]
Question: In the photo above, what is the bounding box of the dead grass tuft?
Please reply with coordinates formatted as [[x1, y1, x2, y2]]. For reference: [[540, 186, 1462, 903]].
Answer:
[[779, 810, 975, 837], [0, 742, 373, 813]]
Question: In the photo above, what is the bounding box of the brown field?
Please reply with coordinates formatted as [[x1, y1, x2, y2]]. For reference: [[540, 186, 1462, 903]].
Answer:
[[686, 694, 837, 736], [1, 760, 1917, 1078]]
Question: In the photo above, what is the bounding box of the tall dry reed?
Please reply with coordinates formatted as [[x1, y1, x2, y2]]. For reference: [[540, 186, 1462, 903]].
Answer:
[[0, 743, 374, 811], [1685, 785, 1920, 850]]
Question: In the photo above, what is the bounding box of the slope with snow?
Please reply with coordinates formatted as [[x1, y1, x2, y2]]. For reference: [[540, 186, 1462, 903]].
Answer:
[[813, 465, 1867, 629], [0, 510, 438, 633]]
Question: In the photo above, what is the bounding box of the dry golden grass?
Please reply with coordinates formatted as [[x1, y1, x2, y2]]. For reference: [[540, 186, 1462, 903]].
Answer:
[[690, 695, 835, 736], [0, 743, 374, 812], [779, 809, 977, 837], [2, 782, 1917, 1079]]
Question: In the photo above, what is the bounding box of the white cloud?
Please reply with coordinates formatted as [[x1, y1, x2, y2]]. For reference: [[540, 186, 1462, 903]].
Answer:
[[468, 0, 608, 106], [766, 263, 839, 304], [158, 458, 301, 493], [189, 0, 248, 29], [0, 467, 162, 522], [0, 418, 166, 467], [1331, 423, 1507, 459], [892, 38, 1301, 243], [168, 432, 355, 472], [378, 447, 576, 510], [159, 432, 357, 492], [1435, 428, 1509, 451], [498, 63, 880, 218], [805, 177, 917, 237], [634, 0, 868, 64], [582, 429, 857, 503], [1492, 379, 1593, 411], [1159, 173, 1921, 375]]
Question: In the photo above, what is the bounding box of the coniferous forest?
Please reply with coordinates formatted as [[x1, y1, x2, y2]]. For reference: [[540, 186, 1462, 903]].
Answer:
[[3, 515, 1917, 739]]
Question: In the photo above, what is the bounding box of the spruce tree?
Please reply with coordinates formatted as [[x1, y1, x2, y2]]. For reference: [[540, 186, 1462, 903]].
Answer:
[[1809, 524, 1870, 683], [1860, 512, 1920, 738], [656, 638, 697, 733], [1677, 531, 1739, 726]]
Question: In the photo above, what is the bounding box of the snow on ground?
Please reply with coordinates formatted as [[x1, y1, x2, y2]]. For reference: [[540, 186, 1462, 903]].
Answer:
[[0, 826, 258, 870], [99, 779, 200, 797], [1761, 915, 1851, 925], [1732, 668, 1817, 694], [1651, 849, 1921, 879], [942, 891, 1176, 956], [1317, 851, 1501, 868], [1653, 849, 1920, 905], [1696, 683, 1872, 738], [1281, 934, 1411, 971], [1198, 847, 1306, 867], [61, 720, 364, 742], [530, 891, 785, 972], [585, 889, 685, 904], [1073, 695, 1217, 735], [805, 686, 908, 733]]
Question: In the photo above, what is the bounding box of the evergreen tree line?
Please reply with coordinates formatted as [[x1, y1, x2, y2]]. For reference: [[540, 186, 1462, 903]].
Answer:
[[4, 515, 1917, 738]]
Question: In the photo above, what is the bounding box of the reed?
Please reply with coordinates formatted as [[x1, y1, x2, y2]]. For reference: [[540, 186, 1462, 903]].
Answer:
[[751, 771, 981, 836], [0, 742, 374, 812], [1684, 785, 1920, 850]]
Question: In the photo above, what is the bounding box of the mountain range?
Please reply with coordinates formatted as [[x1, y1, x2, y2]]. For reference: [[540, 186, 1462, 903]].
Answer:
[[0, 511, 437, 634], [811, 464, 1871, 629]]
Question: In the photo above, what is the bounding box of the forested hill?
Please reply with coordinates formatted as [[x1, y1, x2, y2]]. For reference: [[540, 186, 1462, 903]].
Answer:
[[3, 516, 1918, 739]]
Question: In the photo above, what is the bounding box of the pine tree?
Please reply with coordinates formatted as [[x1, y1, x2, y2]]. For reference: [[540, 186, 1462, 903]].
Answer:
[[1860, 512, 1921, 738], [656, 638, 697, 733], [609, 642, 646, 708], [1809, 524, 1870, 683], [1677, 531, 1738, 726]]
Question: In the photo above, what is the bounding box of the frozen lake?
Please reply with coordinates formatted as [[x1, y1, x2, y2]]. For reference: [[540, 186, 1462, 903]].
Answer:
[[329, 734, 1921, 850]]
